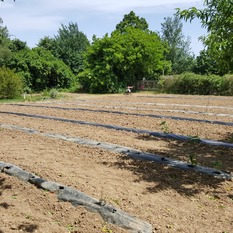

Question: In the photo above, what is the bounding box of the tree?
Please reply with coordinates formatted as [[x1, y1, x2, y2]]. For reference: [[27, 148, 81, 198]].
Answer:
[[176, 0, 233, 74], [79, 27, 168, 93], [9, 38, 28, 52], [39, 22, 90, 75], [9, 47, 76, 92], [193, 49, 220, 75], [115, 11, 149, 33], [37, 36, 56, 52], [160, 15, 195, 74], [0, 18, 12, 66]]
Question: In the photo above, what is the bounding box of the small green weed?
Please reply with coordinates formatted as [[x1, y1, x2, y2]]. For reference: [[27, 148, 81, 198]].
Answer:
[[188, 154, 198, 167], [228, 133, 233, 143], [160, 121, 170, 133], [49, 88, 59, 98], [102, 223, 113, 233], [67, 224, 76, 233], [212, 161, 223, 170], [11, 194, 18, 199], [188, 135, 201, 144]]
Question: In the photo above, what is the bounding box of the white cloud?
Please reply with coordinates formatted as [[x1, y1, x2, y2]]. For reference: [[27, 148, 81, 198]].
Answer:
[[0, 0, 205, 53], [25, 0, 203, 15]]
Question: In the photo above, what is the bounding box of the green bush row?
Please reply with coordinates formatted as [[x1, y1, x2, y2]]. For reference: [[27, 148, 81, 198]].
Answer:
[[159, 73, 233, 96]]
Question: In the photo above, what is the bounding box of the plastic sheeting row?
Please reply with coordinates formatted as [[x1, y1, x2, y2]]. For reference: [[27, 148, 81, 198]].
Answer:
[[8, 104, 233, 126], [1, 123, 232, 180], [0, 110, 233, 148], [0, 161, 152, 233]]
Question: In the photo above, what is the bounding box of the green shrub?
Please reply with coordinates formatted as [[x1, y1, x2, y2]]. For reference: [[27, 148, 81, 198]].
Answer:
[[0, 67, 23, 99], [158, 75, 177, 93], [49, 88, 58, 98], [223, 74, 233, 95], [159, 72, 233, 96], [8, 48, 76, 92]]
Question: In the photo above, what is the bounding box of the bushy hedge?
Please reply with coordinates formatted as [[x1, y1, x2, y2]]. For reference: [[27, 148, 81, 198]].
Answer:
[[159, 73, 233, 95], [0, 67, 23, 99], [9, 48, 76, 92]]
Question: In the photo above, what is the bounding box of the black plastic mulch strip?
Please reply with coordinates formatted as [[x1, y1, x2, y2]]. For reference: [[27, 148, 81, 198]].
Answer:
[[0, 161, 152, 232], [1, 124, 232, 180], [0, 110, 233, 148], [8, 103, 233, 126]]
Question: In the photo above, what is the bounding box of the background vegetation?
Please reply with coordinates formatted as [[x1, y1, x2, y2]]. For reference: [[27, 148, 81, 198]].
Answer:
[[0, 0, 232, 97]]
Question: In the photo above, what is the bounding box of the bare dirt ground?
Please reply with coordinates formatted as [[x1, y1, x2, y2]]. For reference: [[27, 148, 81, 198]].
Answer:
[[0, 93, 233, 233]]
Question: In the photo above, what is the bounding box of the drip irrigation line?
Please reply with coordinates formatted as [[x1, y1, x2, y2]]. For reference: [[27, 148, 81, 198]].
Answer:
[[8, 103, 233, 126], [0, 161, 152, 232], [1, 123, 232, 180], [0, 110, 233, 148]]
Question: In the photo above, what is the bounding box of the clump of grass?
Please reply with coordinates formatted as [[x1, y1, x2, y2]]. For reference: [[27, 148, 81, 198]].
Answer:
[[102, 223, 112, 233], [160, 121, 170, 134], [187, 135, 201, 144], [188, 154, 198, 167], [211, 161, 223, 170], [49, 88, 59, 98]]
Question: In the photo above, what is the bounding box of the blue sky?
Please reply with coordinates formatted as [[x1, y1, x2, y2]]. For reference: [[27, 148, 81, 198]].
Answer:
[[0, 0, 206, 55]]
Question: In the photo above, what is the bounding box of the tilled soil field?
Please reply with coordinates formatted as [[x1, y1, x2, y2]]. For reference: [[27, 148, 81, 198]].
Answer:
[[0, 93, 233, 233]]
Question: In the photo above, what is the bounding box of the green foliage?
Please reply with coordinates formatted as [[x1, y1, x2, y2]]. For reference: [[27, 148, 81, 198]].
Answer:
[[39, 22, 90, 75], [0, 46, 12, 66], [9, 39, 28, 52], [115, 11, 149, 33], [80, 24, 167, 93], [161, 15, 195, 74], [0, 18, 12, 66], [159, 72, 233, 95], [49, 88, 58, 98], [176, 0, 233, 74], [9, 47, 76, 92], [223, 74, 233, 96], [0, 67, 23, 99], [160, 121, 170, 133], [188, 154, 198, 167], [0, 18, 10, 44], [193, 49, 221, 75]]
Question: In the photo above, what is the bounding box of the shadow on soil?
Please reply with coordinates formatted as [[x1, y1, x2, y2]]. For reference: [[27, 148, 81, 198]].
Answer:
[[0, 177, 12, 196], [17, 223, 38, 233], [103, 136, 233, 197], [0, 177, 39, 233], [138, 134, 233, 173], [108, 156, 225, 196]]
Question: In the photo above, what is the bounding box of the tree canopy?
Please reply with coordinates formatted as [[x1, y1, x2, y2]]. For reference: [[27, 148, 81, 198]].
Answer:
[[115, 11, 149, 33], [9, 47, 75, 92], [176, 0, 233, 74], [79, 25, 168, 93], [38, 22, 90, 74], [0, 18, 12, 66], [161, 15, 195, 74]]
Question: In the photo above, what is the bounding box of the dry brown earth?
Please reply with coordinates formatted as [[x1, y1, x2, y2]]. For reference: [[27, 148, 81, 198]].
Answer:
[[0, 93, 233, 233]]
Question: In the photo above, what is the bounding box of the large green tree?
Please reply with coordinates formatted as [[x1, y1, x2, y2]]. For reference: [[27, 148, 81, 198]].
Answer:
[[115, 11, 149, 33], [0, 18, 12, 66], [193, 49, 220, 75], [79, 27, 167, 93], [9, 47, 76, 92], [38, 22, 90, 75], [160, 15, 195, 74], [176, 0, 233, 74]]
